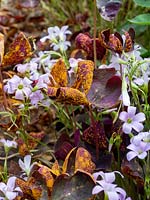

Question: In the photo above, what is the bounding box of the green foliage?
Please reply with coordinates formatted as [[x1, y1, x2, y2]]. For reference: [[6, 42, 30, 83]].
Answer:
[[133, 0, 150, 7], [129, 13, 150, 25]]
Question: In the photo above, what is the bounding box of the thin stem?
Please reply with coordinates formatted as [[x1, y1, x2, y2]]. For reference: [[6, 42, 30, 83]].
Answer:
[[0, 66, 9, 109], [93, 0, 97, 68]]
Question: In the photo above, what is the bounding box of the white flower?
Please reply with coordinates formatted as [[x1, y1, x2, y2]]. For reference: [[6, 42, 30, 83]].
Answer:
[[0, 177, 22, 200], [19, 155, 34, 177], [40, 26, 72, 52], [0, 139, 17, 149], [119, 106, 146, 134], [92, 171, 131, 200]]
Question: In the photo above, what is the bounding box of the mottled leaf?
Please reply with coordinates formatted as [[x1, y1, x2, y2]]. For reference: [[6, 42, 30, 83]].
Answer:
[[87, 68, 121, 108], [82, 121, 108, 150], [37, 164, 55, 189], [51, 171, 95, 200], [72, 60, 94, 95], [17, 131, 45, 156], [99, 29, 123, 54], [96, 0, 122, 21], [62, 147, 77, 175], [75, 33, 106, 60], [121, 159, 144, 188], [56, 87, 90, 106], [124, 28, 135, 52], [2, 32, 32, 67], [16, 177, 42, 199], [75, 147, 95, 173], [50, 59, 68, 87]]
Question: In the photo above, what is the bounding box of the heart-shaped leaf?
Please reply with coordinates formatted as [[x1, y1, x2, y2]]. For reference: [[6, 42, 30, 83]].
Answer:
[[87, 68, 122, 108], [51, 171, 95, 200], [2, 32, 32, 67]]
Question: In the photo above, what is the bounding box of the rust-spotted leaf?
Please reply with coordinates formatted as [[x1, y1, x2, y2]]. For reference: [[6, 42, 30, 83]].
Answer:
[[2, 32, 32, 67], [75, 147, 95, 174], [50, 59, 68, 87], [72, 60, 94, 95], [56, 87, 90, 106], [37, 163, 55, 189]]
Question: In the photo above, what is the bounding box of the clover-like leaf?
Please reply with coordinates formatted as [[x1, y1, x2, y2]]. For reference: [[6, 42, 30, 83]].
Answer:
[[51, 170, 95, 200], [72, 60, 94, 95], [2, 32, 32, 67], [87, 68, 122, 109]]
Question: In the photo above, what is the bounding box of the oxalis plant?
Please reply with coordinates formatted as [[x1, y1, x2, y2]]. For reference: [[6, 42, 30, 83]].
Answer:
[[0, 0, 149, 200]]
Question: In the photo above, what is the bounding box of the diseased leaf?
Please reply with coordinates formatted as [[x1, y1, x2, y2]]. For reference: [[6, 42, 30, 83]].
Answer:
[[99, 29, 123, 54], [0, 33, 4, 63], [51, 171, 95, 200], [124, 28, 135, 52], [2, 32, 32, 67], [37, 164, 55, 189], [75, 147, 95, 173], [56, 87, 90, 106], [82, 121, 108, 150], [75, 33, 106, 61], [87, 68, 121, 108], [72, 60, 94, 95], [62, 147, 77, 175], [17, 131, 45, 156], [16, 177, 42, 199], [121, 159, 144, 188], [50, 59, 68, 87]]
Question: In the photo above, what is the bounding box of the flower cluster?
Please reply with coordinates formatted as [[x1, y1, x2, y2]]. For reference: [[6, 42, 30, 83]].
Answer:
[[40, 25, 72, 52], [92, 171, 131, 200], [4, 26, 72, 108], [118, 106, 150, 161]]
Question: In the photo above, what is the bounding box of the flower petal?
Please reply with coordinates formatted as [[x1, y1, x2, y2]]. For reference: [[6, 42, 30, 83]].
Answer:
[[119, 112, 128, 122], [107, 191, 119, 200], [7, 177, 16, 189], [122, 123, 132, 134], [127, 106, 136, 117], [133, 113, 146, 122], [138, 151, 147, 159], [132, 122, 144, 132], [126, 151, 137, 161], [92, 185, 103, 195]]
